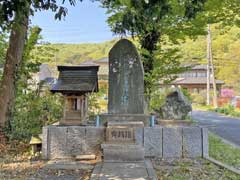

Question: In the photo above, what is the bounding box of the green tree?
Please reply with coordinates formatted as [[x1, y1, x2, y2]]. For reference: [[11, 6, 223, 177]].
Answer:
[[0, 0, 82, 128], [0, 33, 7, 79], [5, 27, 63, 140], [101, 0, 207, 93], [179, 25, 240, 93]]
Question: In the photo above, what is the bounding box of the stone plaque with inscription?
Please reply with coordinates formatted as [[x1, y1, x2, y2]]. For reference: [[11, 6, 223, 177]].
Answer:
[[106, 127, 135, 143]]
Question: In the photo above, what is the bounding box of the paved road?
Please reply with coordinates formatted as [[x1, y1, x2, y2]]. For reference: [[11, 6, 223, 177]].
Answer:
[[192, 110, 240, 146]]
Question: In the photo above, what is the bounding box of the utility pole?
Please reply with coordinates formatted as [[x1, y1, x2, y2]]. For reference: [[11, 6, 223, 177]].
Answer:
[[207, 24, 218, 108], [206, 25, 211, 106]]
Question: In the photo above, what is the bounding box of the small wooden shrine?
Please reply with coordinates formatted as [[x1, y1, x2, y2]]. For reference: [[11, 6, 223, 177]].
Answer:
[[51, 65, 99, 125]]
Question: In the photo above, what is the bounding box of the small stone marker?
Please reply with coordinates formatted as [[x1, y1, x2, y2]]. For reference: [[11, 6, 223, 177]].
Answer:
[[108, 39, 144, 114]]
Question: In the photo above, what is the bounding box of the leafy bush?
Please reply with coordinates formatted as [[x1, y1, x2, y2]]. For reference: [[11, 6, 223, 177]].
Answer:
[[5, 90, 63, 141], [180, 88, 192, 102], [214, 105, 240, 117], [191, 92, 206, 105], [149, 87, 172, 112]]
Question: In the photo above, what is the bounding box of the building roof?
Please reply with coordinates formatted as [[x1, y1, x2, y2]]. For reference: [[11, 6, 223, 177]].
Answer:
[[79, 60, 99, 66], [95, 57, 108, 63], [181, 64, 207, 70], [51, 65, 99, 94], [191, 64, 207, 70], [172, 77, 224, 85]]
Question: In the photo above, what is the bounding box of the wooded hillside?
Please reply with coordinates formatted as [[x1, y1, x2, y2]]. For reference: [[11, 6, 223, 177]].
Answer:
[[28, 25, 240, 94]]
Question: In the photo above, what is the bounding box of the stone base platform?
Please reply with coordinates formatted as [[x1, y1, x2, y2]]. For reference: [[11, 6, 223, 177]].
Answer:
[[101, 144, 144, 162], [157, 120, 193, 126], [42, 125, 209, 160], [90, 159, 157, 180], [99, 114, 151, 126]]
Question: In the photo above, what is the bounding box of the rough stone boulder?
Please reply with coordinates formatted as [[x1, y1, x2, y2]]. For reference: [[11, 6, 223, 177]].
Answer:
[[159, 88, 192, 120]]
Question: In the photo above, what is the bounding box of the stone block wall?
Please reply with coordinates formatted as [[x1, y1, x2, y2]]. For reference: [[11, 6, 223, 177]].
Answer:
[[42, 126, 105, 159], [42, 126, 208, 160], [143, 127, 208, 158]]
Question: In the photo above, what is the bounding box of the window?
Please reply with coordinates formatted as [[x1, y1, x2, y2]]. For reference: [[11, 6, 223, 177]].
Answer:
[[197, 72, 207, 77]]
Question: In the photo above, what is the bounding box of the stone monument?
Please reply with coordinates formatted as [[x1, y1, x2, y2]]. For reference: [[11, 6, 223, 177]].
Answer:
[[100, 39, 150, 126], [101, 39, 147, 162], [108, 39, 144, 114]]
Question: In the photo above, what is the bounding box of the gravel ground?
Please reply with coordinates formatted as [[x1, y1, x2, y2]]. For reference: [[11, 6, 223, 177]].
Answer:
[[1, 157, 240, 180], [0, 159, 92, 180]]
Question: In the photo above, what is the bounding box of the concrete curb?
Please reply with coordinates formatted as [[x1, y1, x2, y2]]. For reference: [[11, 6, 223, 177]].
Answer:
[[216, 135, 240, 149], [204, 157, 240, 175], [203, 133, 240, 175]]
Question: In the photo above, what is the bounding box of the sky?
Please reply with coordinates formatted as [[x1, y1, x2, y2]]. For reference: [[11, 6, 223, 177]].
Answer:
[[31, 1, 115, 44]]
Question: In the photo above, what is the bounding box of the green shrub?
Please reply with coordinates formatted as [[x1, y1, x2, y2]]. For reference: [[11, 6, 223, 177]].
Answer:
[[180, 88, 192, 102], [5, 91, 63, 141], [149, 87, 172, 112], [214, 105, 240, 117], [191, 92, 206, 105]]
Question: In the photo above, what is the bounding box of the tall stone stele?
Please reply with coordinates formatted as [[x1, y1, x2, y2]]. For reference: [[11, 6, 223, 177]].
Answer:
[[108, 39, 144, 114], [101, 39, 147, 162], [100, 39, 149, 126]]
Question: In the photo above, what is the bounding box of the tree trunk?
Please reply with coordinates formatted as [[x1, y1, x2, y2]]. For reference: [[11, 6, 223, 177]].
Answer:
[[0, 13, 29, 128], [140, 30, 160, 94]]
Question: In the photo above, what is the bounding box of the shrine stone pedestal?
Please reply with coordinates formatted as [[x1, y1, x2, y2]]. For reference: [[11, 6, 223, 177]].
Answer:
[[99, 114, 150, 126], [101, 121, 145, 162]]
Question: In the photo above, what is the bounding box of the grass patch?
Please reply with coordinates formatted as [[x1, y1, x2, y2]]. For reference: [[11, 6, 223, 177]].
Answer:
[[154, 132, 240, 179], [154, 158, 240, 179], [192, 104, 214, 111], [209, 133, 240, 169], [214, 105, 240, 118]]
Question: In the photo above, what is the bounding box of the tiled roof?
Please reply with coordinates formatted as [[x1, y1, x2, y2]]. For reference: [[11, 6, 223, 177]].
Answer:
[[78, 61, 99, 66], [172, 77, 224, 85], [51, 66, 99, 94], [95, 57, 108, 63], [191, 64, 207, 70]]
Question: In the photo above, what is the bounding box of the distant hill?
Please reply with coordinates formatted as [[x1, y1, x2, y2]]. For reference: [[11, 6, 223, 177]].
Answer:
[[36, 25, 240, 93], [44, 39, 118, 66]]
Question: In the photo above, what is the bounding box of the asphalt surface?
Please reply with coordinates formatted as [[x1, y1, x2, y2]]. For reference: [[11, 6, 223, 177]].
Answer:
[[191, 110, 240, 147]]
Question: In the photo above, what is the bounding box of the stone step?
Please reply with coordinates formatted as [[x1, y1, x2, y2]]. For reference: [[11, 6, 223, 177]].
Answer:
[[101, 143, 145, 162]]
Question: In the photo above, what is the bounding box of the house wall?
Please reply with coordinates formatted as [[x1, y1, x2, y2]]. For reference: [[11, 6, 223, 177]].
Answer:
[[180, 84, 222, 94], [179, 69, 207, 78]]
